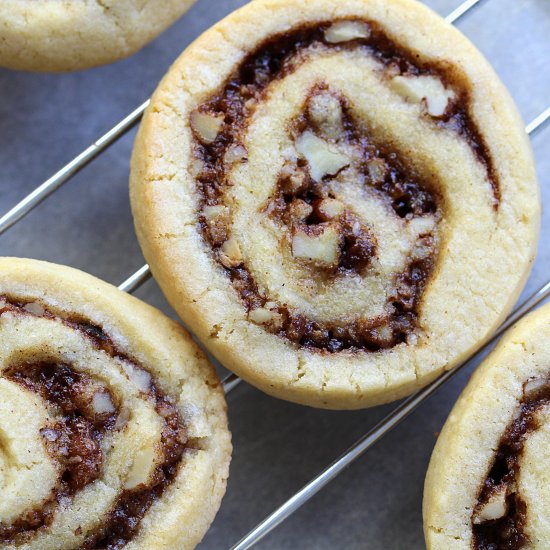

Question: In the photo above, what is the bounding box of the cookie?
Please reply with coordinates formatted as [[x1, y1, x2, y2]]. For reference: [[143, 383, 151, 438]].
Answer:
[[130, 0, 540, 409], [0, 0, 196, 72], [0, 258, 231, 549], [424, 301, 550, 549]]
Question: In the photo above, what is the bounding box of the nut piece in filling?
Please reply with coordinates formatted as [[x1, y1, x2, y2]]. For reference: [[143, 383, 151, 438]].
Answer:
[[219, 237, 243, 268], [389, 74, 455, 117], [295, 131, 351, 181], [472, 484, 508, 524], [292, 222, 341, 268], [190, 110, 225, 144], [324, 21, 371, 43]]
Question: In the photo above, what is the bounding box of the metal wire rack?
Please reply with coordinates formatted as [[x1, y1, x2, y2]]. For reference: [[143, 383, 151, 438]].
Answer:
[[1, 0, 549, 547]]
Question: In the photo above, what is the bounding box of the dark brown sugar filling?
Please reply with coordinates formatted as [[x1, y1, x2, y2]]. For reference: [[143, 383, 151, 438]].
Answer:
[[0, 298, 188, 548], [266, 85, 437, 267], [472, 378, 550, 550], [191, 19, 497, 352], [1, 362, 117, 543]]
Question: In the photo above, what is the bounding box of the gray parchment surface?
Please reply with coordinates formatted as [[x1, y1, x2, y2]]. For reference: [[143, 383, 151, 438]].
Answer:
[[0, 1, 548, 548]]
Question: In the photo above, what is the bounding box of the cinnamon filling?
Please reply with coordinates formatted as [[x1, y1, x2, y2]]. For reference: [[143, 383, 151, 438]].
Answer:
[[1, 362, 117, 543], [191, 19, 497, 352], [0, 298, 188, 548], [81, 392, 186, 550], [472, 377, 550, 549]]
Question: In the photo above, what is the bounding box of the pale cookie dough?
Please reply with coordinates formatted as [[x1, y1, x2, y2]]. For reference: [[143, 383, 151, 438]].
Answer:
[[130, 0, 540, 409], [0, 0, 197, 72], [424, 300, 550, 550], [0, 257, 231, 550]]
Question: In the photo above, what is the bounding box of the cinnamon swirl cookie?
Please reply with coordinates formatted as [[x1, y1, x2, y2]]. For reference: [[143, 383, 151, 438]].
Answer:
[[424, 301, 550, 550], [0, 258, 230, 549], [130, 0, 540, 409], [0, 0, 196, 72]]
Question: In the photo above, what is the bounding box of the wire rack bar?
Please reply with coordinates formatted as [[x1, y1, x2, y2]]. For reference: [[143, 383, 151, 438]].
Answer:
[[526, 105, 550, 136], [229, 106, 550, 549], [222, 372, 243, 394], [127, 264, 152, 288], [118, 264, 152, 293], [445, 0, 484, 23], [0, 100, 149, 236]]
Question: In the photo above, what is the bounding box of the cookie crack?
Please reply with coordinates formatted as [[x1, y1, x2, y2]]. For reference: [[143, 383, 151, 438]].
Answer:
[[94, 0, 129, 50]]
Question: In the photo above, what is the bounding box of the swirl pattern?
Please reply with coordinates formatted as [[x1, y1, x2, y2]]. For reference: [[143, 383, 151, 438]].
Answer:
[[192, 24, 456, 352], [131, 0, 539, 408], [424, 302, 550, 550], [0, 259, 230, 550]]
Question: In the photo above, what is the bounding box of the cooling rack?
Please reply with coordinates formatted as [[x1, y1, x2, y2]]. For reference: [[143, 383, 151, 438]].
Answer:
[[1, 0, 549, 547]]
